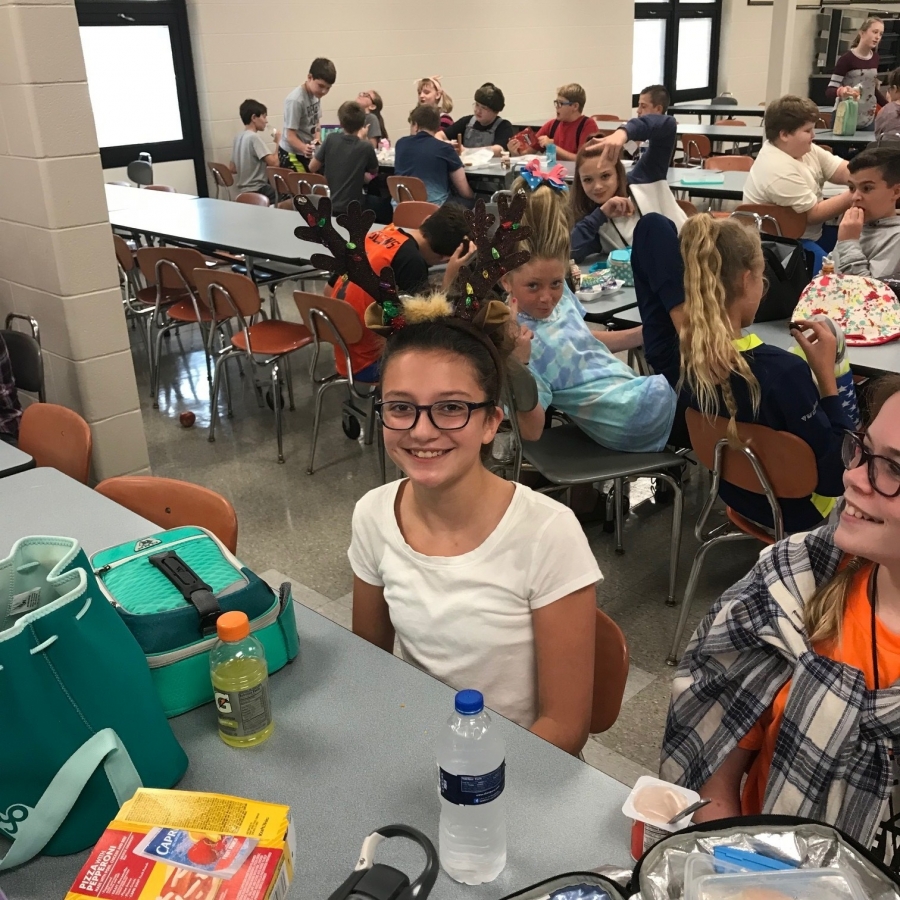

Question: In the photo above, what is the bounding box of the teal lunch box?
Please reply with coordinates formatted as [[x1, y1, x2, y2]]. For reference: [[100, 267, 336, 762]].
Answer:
[[90, 526, 299, 717]]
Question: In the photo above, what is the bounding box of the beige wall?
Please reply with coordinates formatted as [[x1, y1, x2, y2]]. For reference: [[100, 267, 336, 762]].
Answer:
[[0, 0, 150, 480], [718, 0, 819, 105], [185, 0, 635, 193]]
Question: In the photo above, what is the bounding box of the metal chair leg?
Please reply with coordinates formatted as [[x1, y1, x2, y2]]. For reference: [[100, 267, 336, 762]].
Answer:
[[666, 530, 755, 665], [614, 477, 625, 554], [656, 471, 685, 607], [307, 379, 344, 475], [361, 392, 377, 445], [284, 355, 295, 411], [208, 354, 228, 443], [272, 363, 284, 463], [223, 354, 234, 418], [152, 323, 169, 408]]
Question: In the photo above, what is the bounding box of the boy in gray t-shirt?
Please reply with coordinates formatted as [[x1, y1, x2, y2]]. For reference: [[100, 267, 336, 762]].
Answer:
[[230, 99, 279, 202], [278, 57, 336, 173]]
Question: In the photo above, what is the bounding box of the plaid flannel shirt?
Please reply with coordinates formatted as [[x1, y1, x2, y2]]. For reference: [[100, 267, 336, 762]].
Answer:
[[0, 332, 22, 439], [661, 524, 900, 847]]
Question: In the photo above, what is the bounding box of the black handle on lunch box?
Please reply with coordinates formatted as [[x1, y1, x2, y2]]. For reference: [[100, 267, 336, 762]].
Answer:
[[149, 551, 220, 635]]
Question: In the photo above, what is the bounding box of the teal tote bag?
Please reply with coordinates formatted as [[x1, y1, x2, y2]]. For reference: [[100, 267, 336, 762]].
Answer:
[[0, 536, 188, 870]]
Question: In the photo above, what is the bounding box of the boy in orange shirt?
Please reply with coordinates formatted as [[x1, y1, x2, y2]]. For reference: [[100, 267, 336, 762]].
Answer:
[[508, 84, 599, 162]]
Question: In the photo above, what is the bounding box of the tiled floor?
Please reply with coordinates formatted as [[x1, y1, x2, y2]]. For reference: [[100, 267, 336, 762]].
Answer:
[[135, 281, 763, 787]]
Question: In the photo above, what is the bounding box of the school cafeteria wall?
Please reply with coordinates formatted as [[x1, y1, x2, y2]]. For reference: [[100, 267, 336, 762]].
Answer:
[[718, 0, 818, 105], [184, 0, 635, 193], [0, 0, 151, 480]]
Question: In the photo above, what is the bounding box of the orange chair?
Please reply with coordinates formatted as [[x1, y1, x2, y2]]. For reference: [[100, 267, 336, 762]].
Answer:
[[193, 269, 312, 463], [144, 184, 177, 193], [387, 175, 428, 203], [236, 192, 270, 206], [591, 609, 629, 734], [666, 410, 819, 664], [391, 200, 439, 228], [266, 166, 294, 200], [135, 246, 217, 408], [816, 112, 833, 129], [285, 171, 329, 197], [704, 154, 752, 172], [676, 198, 699, 217], [95, 475, 238, 553], [293, 291, 381, 476], [681, 134, 711, 167], [18, 403, 92, 484], [718, 119, 747, 127], [733, 203, 807, 239], [208, 162, 234, 200]]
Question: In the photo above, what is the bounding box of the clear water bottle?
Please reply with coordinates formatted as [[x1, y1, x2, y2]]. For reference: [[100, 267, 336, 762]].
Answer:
[[436, 690, 506, 884], [545, 141, 557, 167]]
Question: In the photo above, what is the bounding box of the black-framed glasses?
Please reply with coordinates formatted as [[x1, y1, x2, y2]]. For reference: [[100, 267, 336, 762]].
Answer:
[[842, 431, 900, 498], [375, 399, 494, 431], [553, 100, 574, 108]]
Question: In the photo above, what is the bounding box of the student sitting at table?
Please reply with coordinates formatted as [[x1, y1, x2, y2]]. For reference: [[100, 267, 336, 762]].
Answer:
[[875, 68, 900, 140], [278, 57, 336, 173], [743, 95, 852, 261], [508, 84, 599, 162], [505, 178, 678, 453], [356, 89, 389, 148], [570, 105, 679, 261], [310, 101, 390, 222], [230, 99, 280, 204], [350, 312, 599, 754], [416, 76, 454, 131], [437, 83, 514, 157], [0, 333, 22, 447], [661, 375, 900, 866], [832, 148, 900, 282], [631, 84, 671, 162], [328, 204, 474, 383], [679, 214, 852, 533], [394, 105, 473, 206]]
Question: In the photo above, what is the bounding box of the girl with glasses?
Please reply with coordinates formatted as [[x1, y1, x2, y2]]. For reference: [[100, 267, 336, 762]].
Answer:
[[356, 90, 389, 149], [349, 311, 600, 755], [663, 375, 900, 868], [679, 214, 853, 533]]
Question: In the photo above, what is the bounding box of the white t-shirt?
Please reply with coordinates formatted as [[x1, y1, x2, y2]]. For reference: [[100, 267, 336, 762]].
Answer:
[[743, 141, 843, 241], [348, 481, 603, 728]]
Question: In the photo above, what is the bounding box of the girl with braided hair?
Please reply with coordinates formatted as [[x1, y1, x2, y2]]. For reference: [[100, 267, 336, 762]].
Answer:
[[678, 214, 851, 532]]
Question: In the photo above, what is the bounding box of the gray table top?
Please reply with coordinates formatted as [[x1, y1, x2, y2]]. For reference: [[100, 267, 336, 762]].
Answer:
[[0, 440, 34, 478], [0, 469, 634, 899], [580, 285, 638, 320], [814, 128, 875, 147], [667, 168, 847, 202], [108, 197, 331, 265], [670, 102, 832, 119], [676, 123, 764, 141], [105, 183, 198, 211]]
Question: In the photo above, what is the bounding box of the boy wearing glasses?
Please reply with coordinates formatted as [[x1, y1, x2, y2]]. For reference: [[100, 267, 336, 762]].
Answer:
[[509, 84, 599, 161]]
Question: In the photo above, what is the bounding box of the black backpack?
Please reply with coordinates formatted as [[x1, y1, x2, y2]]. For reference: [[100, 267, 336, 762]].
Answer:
[[755, 234, 813, 322]]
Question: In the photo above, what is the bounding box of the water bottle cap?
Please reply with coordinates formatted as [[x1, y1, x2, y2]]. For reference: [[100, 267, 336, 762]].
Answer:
[[216, 610, 250, 641], [455, 689, 484, 715]]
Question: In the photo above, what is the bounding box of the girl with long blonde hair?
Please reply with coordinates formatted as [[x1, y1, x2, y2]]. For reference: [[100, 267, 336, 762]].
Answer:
[[679, 214, 851, 532], [663, 375, 900, 866], [416, 76, 453, 131]]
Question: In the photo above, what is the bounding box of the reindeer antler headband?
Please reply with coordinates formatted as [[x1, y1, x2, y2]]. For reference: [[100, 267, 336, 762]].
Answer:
[[292, 191, 532, 336]]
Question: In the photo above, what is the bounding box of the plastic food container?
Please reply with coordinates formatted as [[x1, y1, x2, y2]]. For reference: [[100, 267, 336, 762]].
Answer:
[[621, 776, 701, 859], [687, 867, 866, 900]]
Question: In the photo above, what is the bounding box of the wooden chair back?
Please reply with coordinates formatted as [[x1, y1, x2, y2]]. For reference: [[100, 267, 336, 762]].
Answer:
[[207, 161, 234, 188], [136, 247, 208, 290], [387, 175, 428, 203], [266, 166, 294, 198], [391, 201, 439, 229], [18, 403, 92, 483], [192, 268, 262, 320], [816, 112, 833, 129], [293, 290, 365, 346], [705, 154, 752, 172], [591, 608, 629, 734], [681, 134, 711, 166], [733, 203, 807, 239], [285, 171, 329, 196], [95, 476, 238, 554], [144, 184, 176, 193], [676, 198, 699, 217], [591, 114, 621, 123], [236, 191, 270, 206], [685, 409, 818, 498], [113, 235, 135, 272], [719, 119, 747, 126]]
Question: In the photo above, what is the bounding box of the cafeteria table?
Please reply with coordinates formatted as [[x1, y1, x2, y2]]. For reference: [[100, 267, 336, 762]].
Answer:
[[105, 183, 198, 212], [0, 467, 634, 900], [670, 102, 833, 124], [0, 440, 34, 477], [814, 129, 876, 150], [666, 168, 847, 203], [580, 285, 638, 325]]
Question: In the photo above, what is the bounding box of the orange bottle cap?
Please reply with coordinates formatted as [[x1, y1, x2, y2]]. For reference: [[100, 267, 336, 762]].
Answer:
[[216, 611, 250, 641]]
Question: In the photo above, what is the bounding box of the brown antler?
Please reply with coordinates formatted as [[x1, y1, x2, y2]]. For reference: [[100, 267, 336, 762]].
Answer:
[[454, 193, 532, 307], [293, 195, 399, 306]]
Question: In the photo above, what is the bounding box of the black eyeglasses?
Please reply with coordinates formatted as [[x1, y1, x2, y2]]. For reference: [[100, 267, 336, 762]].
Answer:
[[842, 431, 900, 498], [553, 100, 574, 108], [375, 400, 494, 431]]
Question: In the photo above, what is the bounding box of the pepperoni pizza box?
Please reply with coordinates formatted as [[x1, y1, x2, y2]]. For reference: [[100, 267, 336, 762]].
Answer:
[[64, 789, 294, 900]]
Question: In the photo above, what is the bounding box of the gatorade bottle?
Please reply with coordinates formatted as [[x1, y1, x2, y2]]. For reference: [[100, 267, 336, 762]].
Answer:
[[210, 611, 273, 747], [545, 141, 557, 167], [436, 690, 506, 884]]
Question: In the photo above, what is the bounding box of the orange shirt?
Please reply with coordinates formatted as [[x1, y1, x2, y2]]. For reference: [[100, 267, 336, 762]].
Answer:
[[739, 562, 900, 814]]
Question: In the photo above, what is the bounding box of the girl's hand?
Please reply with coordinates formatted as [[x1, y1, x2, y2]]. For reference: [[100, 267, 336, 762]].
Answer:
[[600, 196, 634, 218], [792, 319, 839, 395]]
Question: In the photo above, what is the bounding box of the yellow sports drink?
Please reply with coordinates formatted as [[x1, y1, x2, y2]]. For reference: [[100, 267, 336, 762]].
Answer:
[[210, 611, 274, 747]]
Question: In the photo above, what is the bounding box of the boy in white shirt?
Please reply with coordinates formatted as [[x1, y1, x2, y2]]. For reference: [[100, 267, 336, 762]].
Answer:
[[743, 95, 853, 249]]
